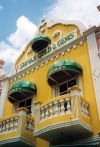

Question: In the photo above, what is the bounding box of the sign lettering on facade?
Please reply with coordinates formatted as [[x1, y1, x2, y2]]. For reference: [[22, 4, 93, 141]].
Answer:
[[14, 30, 77, 73]]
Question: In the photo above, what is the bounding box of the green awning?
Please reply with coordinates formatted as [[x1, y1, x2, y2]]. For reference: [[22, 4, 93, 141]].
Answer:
[[31, 35, 51, 52], [47, 59, 82, 86], [8, 80, 37, 103]]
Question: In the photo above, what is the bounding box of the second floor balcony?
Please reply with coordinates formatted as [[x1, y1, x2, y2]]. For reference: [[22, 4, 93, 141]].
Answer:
[[34, 86, 93, 145], [0, 107, 35, 147]]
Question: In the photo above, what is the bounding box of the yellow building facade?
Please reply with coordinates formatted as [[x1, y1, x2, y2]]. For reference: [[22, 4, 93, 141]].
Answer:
[[0, 19, 100, 147]]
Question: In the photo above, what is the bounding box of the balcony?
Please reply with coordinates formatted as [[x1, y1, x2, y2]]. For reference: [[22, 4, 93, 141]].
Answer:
[[34, 86, 93, 144], [0, 108, 35, 147]]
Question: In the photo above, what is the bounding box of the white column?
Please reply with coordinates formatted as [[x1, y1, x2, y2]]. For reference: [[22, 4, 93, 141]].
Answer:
[[0, 77, 9, 118]]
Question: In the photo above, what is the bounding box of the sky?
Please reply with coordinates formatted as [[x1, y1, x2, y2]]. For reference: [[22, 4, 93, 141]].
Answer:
[[0, 0, 100, 74]]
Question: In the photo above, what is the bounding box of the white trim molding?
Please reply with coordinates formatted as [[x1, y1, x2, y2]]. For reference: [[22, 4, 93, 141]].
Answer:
[[34, 118, 93, 139], [0, 136, 35, 147], [0, 77, 9, 118], [39, 19, 86, 35]]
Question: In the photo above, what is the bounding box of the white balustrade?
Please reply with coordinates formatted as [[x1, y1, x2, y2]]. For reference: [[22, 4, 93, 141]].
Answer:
[[0, 116, 18, 134], [40, 97, 72, 121], [0, 113, 35, 135], [40, 97, 90, 122]]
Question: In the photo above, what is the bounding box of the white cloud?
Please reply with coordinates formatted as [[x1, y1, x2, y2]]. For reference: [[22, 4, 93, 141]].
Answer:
[[0, 16, 37, 72], [0, 5, 3, 10], [47, 0, 100, 26], [0, 41, 19, 63], [8, 15, 37, 49]]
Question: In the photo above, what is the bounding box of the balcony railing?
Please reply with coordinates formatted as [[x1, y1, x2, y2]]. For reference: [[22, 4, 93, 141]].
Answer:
[[40, 95, 90, 122], [0, 107, 35, 146], [0, 114, 18, 134]]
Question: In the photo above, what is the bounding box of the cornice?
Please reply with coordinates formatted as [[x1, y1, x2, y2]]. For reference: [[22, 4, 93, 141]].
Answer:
[[96, 32, 100, 38], [83, 25, 100, 37], [39, 19, 86, 35]]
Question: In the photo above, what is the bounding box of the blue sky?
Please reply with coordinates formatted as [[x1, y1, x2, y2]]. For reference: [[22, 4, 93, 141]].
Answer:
[[0, 0, 54, 40], [0, 0, 100, 74]]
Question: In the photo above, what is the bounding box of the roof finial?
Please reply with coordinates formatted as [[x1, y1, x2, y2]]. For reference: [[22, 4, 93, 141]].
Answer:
[[41, 15, 46, 23]]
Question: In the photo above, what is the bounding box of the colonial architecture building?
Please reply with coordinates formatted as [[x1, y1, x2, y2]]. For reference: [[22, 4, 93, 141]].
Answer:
[[0, 18, 100, 147]]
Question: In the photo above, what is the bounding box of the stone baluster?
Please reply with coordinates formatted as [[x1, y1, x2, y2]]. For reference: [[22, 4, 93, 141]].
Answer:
[[0, 122, 2, 133], [10, 118, 14, 131], [41, 107, 45, 121], [6, 119, 10, 132], [49, 103, 53, 118], [59, 99, 65, 115], [45, 105, 49, 119], [66, 98, 71, 113], [14, 117, 18, 130], [54, 101, 59, 116], [2, 121, 6, 132]]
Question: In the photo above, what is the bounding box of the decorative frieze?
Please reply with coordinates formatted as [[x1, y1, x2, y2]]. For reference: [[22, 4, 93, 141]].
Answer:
[[9, 33, 86, 83]]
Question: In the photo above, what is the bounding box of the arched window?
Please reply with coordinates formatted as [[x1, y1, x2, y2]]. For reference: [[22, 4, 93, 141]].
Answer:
[[47, 59, 83, 97], [8, 80, 37, 115]]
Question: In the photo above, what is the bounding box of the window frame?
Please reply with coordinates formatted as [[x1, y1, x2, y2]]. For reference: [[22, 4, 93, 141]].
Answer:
[[13, 95, 35, 116], [51, 76, 79, 98]]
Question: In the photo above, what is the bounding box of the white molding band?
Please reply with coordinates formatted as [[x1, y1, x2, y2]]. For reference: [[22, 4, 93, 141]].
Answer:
[[33, 118, 93, 137], [0, 136, 35, 146]]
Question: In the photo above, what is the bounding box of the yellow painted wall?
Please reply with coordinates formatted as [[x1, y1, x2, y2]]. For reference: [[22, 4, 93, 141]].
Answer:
[[36, 138, 49, 147], [3, 22, 100, 146]]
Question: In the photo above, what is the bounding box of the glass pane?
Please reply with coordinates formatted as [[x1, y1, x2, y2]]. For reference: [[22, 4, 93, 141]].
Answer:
[[26, 98, 32, 107], [27, 106, 31, 115], [68, 79, 76, 88], [19, 101, 25, 108], [60, 83, 67, 95]]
